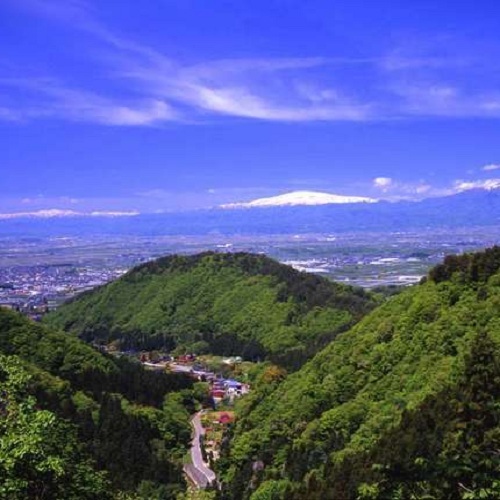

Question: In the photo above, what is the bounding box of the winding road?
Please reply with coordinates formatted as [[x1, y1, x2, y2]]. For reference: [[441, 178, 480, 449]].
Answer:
[[184, 411, 217, 489]]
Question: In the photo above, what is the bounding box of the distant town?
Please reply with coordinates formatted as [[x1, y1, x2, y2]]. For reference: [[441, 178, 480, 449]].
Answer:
[[1, 227, 498, 318], [0, 264, 127, 319]]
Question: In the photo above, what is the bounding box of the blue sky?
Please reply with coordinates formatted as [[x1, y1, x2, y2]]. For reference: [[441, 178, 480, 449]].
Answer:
[[2, 0, 500, 213]]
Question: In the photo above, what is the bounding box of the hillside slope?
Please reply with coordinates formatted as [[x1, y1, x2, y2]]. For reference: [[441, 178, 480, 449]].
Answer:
[[220, 247, 500, 499], [47, 252, 377, 369], [0, 307, 194, 498]]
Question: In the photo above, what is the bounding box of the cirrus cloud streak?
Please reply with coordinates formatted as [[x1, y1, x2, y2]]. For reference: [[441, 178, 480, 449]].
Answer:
[[3, 0, 500, 125]]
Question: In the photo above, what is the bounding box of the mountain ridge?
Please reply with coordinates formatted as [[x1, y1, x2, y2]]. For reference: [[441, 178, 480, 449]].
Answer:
[[46, 251, 378, 369], [3, 188, 500, 236], [219, 246, 500, 499]]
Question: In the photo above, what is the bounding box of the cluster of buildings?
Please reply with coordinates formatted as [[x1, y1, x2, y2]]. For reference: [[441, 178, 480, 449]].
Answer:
[[0, 264, 127, 316], [209, 378, 246, 403], [136, 353, 250, 404], [170, 360, 249, 403]]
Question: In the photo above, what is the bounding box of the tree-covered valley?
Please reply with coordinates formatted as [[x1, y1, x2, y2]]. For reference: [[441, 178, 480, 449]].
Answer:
[[46, 252, 377, 370], [0, 306, 197, 499], [4, 248, 500, 499], [218, 247, 500, 499]]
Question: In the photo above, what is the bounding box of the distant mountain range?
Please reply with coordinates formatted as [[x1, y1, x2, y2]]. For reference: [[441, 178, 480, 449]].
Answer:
[[2, 188, 500, 236], [0, 209, 140, 219]]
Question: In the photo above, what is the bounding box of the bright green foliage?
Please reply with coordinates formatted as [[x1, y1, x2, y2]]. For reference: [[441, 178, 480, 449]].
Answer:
[[429, 245, 500, 284], [353, 329, 500, 500], [46, 252, 377, 369], [250, 480, 293, 499], [0, 354, 111, 499], [0, 307, 194, 497], [0, 303, 117, 383], [219, 247, 500, 499]]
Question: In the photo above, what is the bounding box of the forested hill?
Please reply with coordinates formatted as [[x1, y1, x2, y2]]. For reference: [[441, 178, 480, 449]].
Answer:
[[46, 252, 377, 369], [220, 246, 500, 499], [0, 306, 194, 498]]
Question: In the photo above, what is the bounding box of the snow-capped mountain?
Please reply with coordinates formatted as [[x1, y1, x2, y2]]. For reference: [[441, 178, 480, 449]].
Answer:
[[2, 188, 500, 237], [0, 209, 140, 220], [221, 190, 377, 208]]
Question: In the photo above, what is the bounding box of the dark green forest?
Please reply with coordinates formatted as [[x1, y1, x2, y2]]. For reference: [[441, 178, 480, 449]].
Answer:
[[46, 252, 377, 370], [218, 246, 500, 499], [0, 307, 195, 499]]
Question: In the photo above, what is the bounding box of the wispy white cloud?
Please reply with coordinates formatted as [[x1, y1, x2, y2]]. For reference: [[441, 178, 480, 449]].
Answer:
[[380, 39, 472, 73], [8, 0, 91, 24], [12, 0, 170, 63], [118, 54, 375, 122], [398, 176, 500, 200], [482, 163, 500, 171], [50, 89, 175, 126], [453, 178, 500, 192], [381, 55, 459, 72], [0, 77, 176, 125], [4, 1, 500, 125], [373, 177, 393, 191], [174, 83, 372, 121], [372, 177, 432, 198], [377, 35, 500, 118], [21, 195, 79, 205], [390, 82, 500, 118]]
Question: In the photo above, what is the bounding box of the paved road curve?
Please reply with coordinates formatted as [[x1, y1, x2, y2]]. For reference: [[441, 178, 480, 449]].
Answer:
[[183, 463, 209, 488], [186, 411, 217, 488]]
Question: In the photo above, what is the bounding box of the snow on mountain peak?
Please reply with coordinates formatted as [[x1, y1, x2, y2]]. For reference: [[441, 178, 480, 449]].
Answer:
[[220, 190, 377, 209], [0, 209, 140, 220]]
